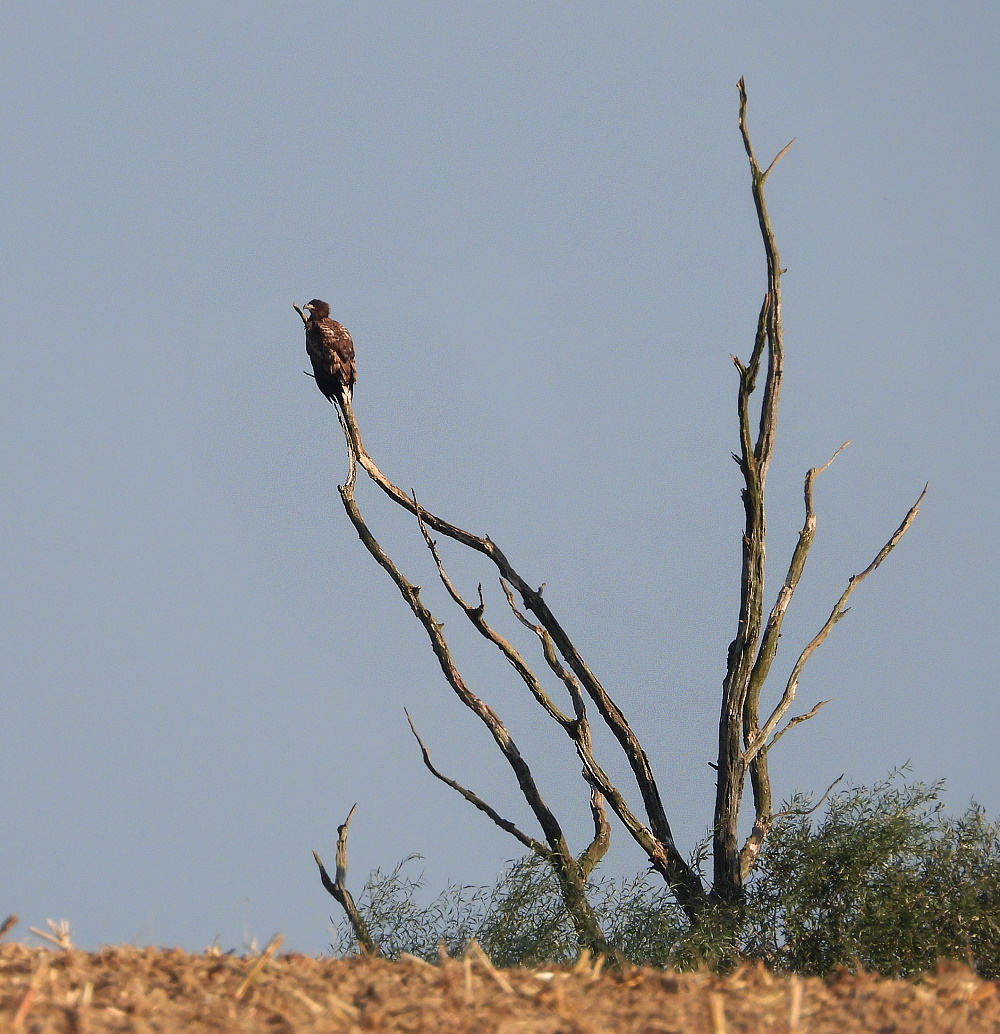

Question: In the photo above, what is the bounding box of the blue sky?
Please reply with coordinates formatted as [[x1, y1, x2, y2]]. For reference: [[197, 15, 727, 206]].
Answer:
[[2, 3, 997, 954]]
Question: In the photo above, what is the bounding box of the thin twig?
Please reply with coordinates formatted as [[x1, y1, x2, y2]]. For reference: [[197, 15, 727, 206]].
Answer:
[[767, 698, 831, 749], [405, 710, 549, 857], [763, 138, 796, 181], [739, 771, 845, 877], [771, 773, 844, 824], [500, 579, 585, 719]]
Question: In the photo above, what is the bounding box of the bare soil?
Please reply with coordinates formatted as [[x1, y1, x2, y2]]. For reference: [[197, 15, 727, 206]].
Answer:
[[2, 942, 998, 1033]]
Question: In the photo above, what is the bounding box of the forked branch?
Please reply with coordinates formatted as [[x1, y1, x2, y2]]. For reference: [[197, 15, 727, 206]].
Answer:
[[744, 483, 928, 764], [413, 515, 612, 873], [313, 805, 380, 955], [716, 79, 792, 903], [333, 392, 704, 915], [335, 434, 611, 951], [718, 81, 924, 904]]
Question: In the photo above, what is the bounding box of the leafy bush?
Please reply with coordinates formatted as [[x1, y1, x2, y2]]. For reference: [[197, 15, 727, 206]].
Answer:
[[745, 771, 1000, 977], [331, 772, 1000, 977], [328, 854, 489, 961]]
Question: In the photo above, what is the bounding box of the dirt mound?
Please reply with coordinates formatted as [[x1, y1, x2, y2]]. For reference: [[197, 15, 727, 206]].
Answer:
[[2, 942, 997, 1032]]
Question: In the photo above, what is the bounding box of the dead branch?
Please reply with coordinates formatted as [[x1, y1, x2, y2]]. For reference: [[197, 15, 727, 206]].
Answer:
[[771, 773, 844, 824], [414, 513, 612, 874], [718, 82, 924, 903], [405, 710, 548, 857], [744, 483, 928, 765], [737, 77, 784, 474], [501, 577, 612, 873], [763, 138, 796, 181], [494, 579, 676, 881], [415, 505, 574, 730], [740, 772, 844, 876], [740, 441, 850, 828], [745, 442, 851, 724], [501, 579, 586, 718], [337, 457, 611, 952], [334, 391, 704, 915], [737, 768, 843, 882], [339, 474, 570, 855], [767, 698, 831, 750], [313, 804, 380, 955]]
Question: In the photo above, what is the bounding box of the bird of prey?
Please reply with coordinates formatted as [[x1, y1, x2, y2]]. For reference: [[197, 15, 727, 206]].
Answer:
[[303, 299, 357, 406]]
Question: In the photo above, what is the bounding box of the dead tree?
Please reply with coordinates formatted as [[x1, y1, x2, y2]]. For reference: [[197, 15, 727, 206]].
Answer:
[[306, 79, 925, 952]]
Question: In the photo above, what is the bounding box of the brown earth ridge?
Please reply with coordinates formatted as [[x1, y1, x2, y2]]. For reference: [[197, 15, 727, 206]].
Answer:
[[2, 942, 998, 1033]]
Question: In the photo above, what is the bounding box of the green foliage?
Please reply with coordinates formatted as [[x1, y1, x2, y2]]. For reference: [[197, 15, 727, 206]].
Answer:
[[473, 855, 579, 967], [330, 853, 599, 965], [331, 773, 1000, 977], [746, 769, 1000, 977], [328, 854, 490, 961]]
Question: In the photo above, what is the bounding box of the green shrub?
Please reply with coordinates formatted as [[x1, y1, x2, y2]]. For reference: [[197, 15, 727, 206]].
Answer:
[[745, 771, 1000, 977], [328, 854, 489, 960], [331, 772, 1000, 977]]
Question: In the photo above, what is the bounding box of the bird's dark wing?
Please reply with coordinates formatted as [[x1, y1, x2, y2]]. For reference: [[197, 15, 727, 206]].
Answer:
[[306, 318, 356, 403]]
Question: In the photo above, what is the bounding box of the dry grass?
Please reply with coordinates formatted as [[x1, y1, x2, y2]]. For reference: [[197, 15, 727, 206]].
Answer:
[[1, 940, 998, 1033]]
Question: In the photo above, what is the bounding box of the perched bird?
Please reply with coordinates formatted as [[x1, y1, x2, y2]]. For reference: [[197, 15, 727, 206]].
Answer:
[[303, 299, 357, 406]]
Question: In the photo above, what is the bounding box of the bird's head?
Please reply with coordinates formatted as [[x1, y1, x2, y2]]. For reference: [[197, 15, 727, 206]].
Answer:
[[303, 299, 331, 320]]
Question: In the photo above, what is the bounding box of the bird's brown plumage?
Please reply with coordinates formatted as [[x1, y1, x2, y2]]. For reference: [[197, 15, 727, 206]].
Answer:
[[304, 299, 356, 406]]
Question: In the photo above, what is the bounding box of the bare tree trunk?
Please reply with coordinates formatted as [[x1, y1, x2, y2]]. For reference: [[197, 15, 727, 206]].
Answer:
[[713, 79, 788, 904], [713, 80, 925, 903]]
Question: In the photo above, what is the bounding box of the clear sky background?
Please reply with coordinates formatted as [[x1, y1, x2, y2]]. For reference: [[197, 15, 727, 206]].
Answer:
[[2, 3, 997, 954]]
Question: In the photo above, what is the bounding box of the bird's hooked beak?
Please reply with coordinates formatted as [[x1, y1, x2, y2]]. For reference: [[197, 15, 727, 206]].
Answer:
[[301, 302, 313, 314]]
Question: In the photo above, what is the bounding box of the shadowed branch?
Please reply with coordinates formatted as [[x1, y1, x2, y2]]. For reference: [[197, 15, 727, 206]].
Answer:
[[313, 805, 380, 955]]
